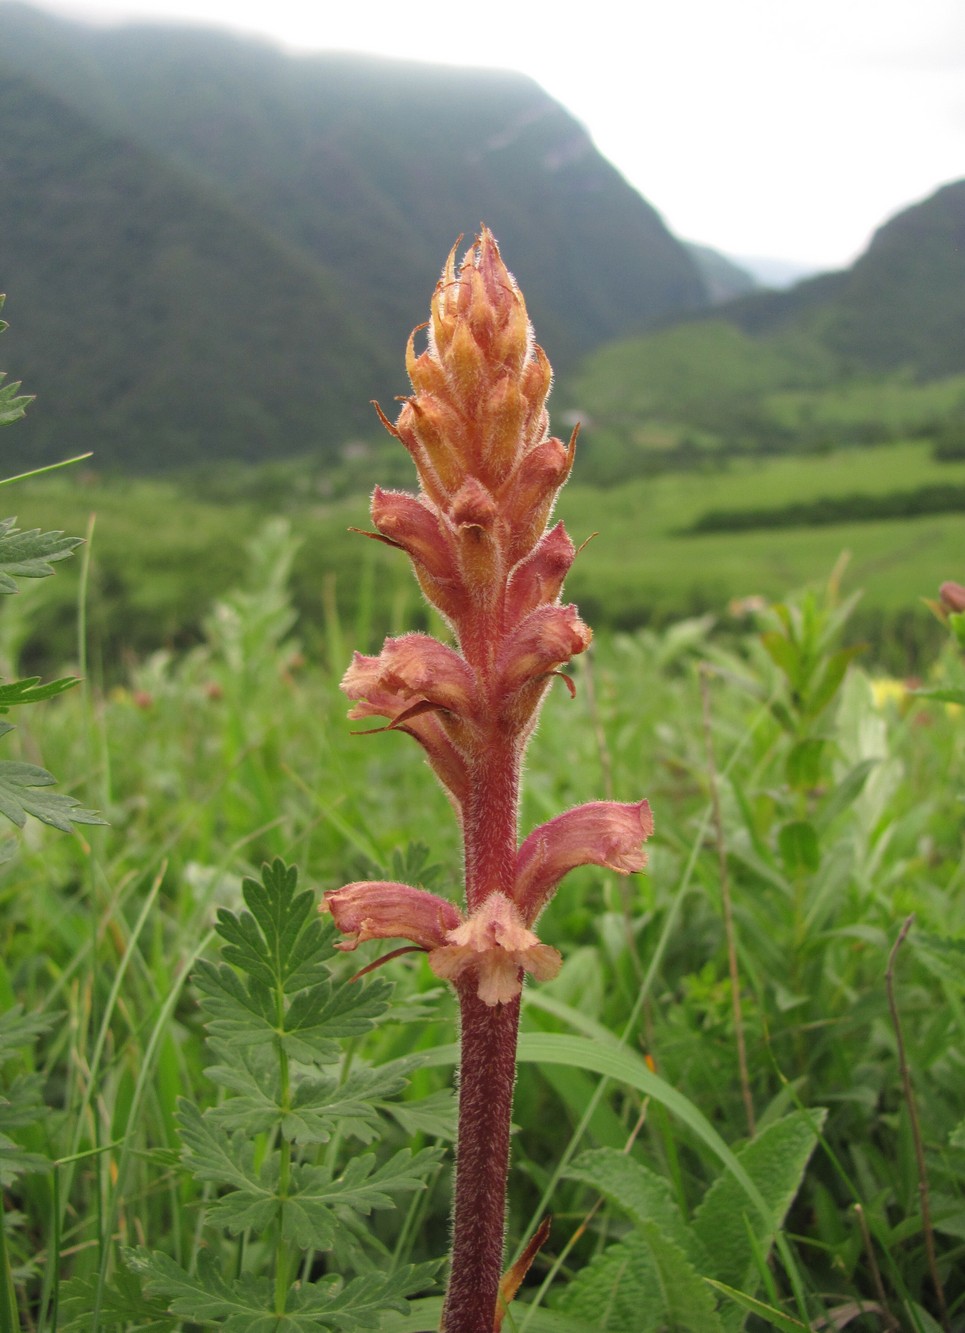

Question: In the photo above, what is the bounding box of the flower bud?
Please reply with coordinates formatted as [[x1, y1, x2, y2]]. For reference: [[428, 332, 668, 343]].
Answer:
[[322, 880, 462, 952]]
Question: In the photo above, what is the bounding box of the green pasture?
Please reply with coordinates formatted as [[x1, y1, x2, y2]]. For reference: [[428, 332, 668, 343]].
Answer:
[[2, 436, 961, 681]]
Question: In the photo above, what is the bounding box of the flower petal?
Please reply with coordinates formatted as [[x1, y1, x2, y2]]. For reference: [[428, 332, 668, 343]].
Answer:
[[321, 880, 462, 952], [342, 635, 476, 719], [514, 799, 654, 924], [427, 892, 562, 1006]]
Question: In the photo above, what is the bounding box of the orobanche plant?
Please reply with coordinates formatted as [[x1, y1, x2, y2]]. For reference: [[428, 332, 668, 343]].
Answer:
[[322, 229, 653, 1331]]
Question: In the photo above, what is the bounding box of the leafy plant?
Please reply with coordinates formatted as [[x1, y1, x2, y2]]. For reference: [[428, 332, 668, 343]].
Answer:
[[556, 1109, 826, 1330], [0, 295, 102, 836], [61, 859, 441, 1329]]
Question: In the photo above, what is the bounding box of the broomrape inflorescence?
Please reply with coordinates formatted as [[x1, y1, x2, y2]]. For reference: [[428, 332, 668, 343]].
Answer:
[[322, 229, 652, 1332]]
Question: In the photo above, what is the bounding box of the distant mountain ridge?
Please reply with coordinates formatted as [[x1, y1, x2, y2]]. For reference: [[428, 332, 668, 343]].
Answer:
[[0, 2, 710, 470], [720, 180, 965, 378], [569, 179, 965, 483]]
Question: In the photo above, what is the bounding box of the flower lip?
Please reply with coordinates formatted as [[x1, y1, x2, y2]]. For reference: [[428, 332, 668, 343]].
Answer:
[[427, 892, 562, 1007], [341, 635, 477, 720], [514, 799, 654, 925]]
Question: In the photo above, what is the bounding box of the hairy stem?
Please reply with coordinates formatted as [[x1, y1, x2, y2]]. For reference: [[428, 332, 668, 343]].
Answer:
[[442, 988, 521, 1333]]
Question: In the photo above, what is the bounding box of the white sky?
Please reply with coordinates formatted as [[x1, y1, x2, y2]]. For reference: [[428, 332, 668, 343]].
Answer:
[[21, 0, 965, 269]]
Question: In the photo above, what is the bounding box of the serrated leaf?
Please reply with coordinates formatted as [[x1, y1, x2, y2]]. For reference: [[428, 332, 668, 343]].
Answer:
[[281, 1147, 442, 1249], [132, 1249, 279, 1328], [204, 1051, 407, 1144], [564, 1149, 724, 1331], [0, 516, 82, 591], [555, 1231, 665, 1330], [0, 377, 33, 428], [216, 859, 332, 995], [0, 757, 106, 831], [134, 1248, 437, 1330], [641, 1221, 727, 1331], [58, 1263, 176, 1331], [0, 1003, 55, 1060], [0, 1132, 52, 1186], [0, 675, 79, 708], [176, 1098, 269, 1197], [565, 1148, 701, 1265], [382, 1088, 457, 1140], [693, 1109, 826, 1296]]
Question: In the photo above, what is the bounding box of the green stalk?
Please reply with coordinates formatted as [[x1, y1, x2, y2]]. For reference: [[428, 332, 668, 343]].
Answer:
[[273, 980, 293, 1315]]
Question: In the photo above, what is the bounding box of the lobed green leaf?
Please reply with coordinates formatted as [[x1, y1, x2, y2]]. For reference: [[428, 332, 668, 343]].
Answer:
[[0, 515, 82, 591], [0, 757, 106, 831]]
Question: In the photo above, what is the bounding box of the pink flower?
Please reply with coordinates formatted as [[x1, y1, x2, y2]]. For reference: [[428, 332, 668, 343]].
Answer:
[[321, 880, 462, 952], [428, 893, 562, 1007], [322, 881, 561, 1007], [342, 635, 477, 720], [514, 800, 654, 924]]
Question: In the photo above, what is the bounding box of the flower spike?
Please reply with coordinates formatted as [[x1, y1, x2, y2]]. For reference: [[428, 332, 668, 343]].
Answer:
[[322, 229, 652, 1333]]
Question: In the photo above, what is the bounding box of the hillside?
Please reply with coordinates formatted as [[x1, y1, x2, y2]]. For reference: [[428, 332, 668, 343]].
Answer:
[[724, 180, 965, 378], [569, 181, 965, 482], [0, 2, 710, 471]]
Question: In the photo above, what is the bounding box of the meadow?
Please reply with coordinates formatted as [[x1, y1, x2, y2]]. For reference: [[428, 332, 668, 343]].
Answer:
[[1, 503, 963, 1329], [11, 432, 965, 681]]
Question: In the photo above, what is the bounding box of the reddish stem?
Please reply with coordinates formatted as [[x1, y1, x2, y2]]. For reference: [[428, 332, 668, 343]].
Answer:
[[441, 987, 522, 1333], [462, 735, 519, 911]]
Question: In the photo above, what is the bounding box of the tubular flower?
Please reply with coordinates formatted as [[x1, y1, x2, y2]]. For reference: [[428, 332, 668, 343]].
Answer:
[[322, 881, 462, 952], [940, 580, 965, 615]]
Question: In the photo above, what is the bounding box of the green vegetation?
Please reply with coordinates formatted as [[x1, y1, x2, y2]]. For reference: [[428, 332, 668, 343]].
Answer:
[[1, 528, 963, 1328], [8, 434, 959, 680]]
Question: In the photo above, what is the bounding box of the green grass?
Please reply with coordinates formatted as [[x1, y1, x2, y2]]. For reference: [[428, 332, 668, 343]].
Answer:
[[0, 532, 963, 1327]]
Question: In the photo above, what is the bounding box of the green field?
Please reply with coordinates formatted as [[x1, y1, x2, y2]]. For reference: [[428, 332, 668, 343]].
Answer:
[[7, 437, 961, 677]]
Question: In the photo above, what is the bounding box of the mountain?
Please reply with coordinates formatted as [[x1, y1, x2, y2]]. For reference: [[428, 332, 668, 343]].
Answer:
[[569, 181, 965, 482], [684, 244, 757, 304], [0, 3, 710, 471], [722, 180, 965, 378], [729, 256, 820, 290]]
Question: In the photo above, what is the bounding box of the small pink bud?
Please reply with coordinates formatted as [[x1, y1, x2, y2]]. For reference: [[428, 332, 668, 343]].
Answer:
[[371, 487, 456, 582], [504, 522, 576, 624], [322, 880, 462, 952], [428, 892, 562, 1006], [497, 604, 592, 697], [514, 799, 654, 924], [940, 581, 965, 614], [498, 435, 574, 564]]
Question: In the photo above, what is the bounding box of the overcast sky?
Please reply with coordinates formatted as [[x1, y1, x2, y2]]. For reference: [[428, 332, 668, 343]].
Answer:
[[22, 0, 965, 270]]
